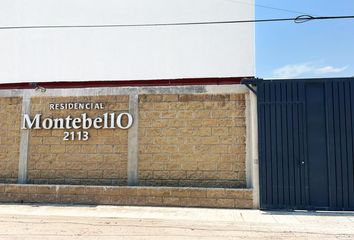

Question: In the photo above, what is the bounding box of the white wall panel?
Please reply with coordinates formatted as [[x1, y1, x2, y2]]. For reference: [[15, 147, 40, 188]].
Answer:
[[0, 0, 254, 83]]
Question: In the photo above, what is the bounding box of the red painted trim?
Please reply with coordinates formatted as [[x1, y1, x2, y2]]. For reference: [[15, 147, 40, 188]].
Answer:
[[0, 77, 251, 90]]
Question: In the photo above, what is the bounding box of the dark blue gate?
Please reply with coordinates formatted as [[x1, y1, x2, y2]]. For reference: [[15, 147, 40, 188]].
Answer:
[[254, 78, 354, 210]]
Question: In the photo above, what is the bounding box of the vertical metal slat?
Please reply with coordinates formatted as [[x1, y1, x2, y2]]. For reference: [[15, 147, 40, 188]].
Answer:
[[333, 82, 343, 208], [325, 81, 337, 209], [292, 82, 301, 207], [339, 81, 349, 209], [265, 83, 273, 206], [298, 82, 307, 207], [348, 80, 354, 208], [281, 82, 290, 206], [275, 82, 284, 206]]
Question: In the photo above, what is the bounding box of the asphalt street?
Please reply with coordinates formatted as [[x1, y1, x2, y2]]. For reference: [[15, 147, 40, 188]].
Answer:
[[0, 204, 353, 239]]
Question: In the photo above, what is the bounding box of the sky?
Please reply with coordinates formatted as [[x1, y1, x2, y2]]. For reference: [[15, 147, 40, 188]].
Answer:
[[254, 0, 354, 79]]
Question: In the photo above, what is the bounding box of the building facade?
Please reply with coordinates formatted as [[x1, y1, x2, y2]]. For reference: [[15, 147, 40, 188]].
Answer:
[[0, 0, 257, 208], [0, 80, 258, 208]]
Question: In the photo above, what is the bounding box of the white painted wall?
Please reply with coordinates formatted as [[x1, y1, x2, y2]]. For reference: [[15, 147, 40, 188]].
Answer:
[[0, 0, 254, 83]]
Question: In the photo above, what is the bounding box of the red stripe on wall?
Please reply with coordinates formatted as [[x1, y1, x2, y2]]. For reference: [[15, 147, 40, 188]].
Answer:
[[0, 77, 251, 90]]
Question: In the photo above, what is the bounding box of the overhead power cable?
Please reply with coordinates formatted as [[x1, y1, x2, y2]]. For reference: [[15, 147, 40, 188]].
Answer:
[[0, 15, 353, 30]]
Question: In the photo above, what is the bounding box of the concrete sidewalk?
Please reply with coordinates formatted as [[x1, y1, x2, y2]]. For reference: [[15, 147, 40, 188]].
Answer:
[[0, 204, 353, 239]]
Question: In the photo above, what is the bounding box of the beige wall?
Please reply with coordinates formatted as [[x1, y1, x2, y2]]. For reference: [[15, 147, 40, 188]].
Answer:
[[0, 91, 247, 188], [27, 96, 129, 185], [0, 184, 253, 208], [0, 97, 22, 183], [138, 94, 246, 188]]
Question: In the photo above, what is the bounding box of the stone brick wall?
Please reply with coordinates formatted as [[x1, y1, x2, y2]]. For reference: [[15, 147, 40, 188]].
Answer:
[[27, 96, 129, 185], [0, 91, 247, 189], [138, 94, 246, 188], [0, 97, 22, 183], [0, 184, 253, 208]]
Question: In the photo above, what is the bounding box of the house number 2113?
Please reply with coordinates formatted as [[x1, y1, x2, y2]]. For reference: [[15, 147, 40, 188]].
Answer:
[[63, 131, 89, 141]]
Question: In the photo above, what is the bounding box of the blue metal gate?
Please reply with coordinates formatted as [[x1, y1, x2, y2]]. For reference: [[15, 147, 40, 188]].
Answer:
[[254, 78, 354, 210]]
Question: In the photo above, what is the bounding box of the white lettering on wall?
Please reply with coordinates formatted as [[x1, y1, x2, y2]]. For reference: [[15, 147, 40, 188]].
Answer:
[[22, 114, 41, 129], [117, 113, 133, 129], [48, 102, 105, 110], [22, 112, 133, 130], [22, 103, 133, 141]]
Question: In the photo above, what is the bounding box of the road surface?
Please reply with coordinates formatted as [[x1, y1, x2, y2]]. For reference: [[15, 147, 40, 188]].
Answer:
[[0, 204, 353, 239]]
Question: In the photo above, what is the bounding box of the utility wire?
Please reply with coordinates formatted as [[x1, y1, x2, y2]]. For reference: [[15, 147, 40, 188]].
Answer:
[[223, 0, 314, 16], [0, 15, 353, 30]]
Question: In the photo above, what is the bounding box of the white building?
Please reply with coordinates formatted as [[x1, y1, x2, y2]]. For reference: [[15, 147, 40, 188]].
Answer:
[[0, 0, 254, 83]]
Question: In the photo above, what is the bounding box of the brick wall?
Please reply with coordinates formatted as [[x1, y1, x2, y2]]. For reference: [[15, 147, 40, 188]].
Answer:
[[0, 97, 22, 183], [138, 94, 246, 188], [0, 184, 253, 208], [0, 89, 252, 208], [27, 96, 129, 185], [0, 92, 248, 189]]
